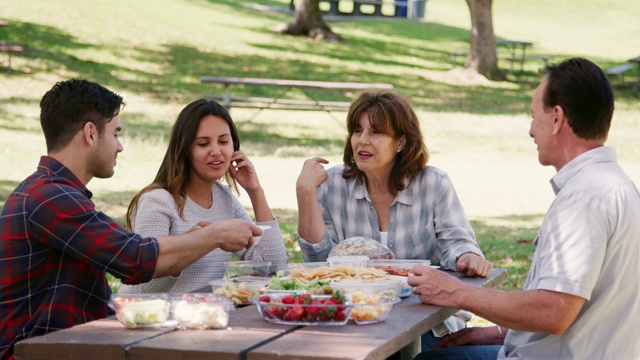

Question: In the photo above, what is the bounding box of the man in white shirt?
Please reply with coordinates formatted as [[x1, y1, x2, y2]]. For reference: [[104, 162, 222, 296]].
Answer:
[[408, 57, 640, 359]]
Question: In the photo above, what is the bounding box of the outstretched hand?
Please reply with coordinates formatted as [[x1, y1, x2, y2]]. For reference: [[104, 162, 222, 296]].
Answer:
[[209, 219, 261, 252]]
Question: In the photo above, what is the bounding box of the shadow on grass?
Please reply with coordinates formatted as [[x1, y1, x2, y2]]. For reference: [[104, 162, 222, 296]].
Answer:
[[3, 9, 637, 143]]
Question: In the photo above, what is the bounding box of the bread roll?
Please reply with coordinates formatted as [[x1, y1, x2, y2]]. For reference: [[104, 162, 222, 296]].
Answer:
[[328, 237, 395, 259]]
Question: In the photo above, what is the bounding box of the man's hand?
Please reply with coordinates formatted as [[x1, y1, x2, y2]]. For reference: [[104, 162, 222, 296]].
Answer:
[[408, 264, 467, 307], [435, 326, 505, 348], [206, 219, 261, 252], [187, 221, 211, 233], [456, 252, 494, 277]]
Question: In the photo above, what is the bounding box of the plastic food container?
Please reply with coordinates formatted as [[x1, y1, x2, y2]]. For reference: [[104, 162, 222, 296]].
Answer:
[[327, 255, 369, 268], [332, 279, 403, 298], [350, 293, 401, 325], [225, 260, 272, 278], [251, 292, 353, 326], [171, 293, 233, 329], [109, 293, 172, 329], [252, 225, 271, 246], [367, 259, 431, 276], [210, 277, 269, 306], [283, 262, 329, 276]]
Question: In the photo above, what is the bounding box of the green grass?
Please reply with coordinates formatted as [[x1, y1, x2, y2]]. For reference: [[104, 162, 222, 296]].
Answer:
[[2, 0, 639, 296]]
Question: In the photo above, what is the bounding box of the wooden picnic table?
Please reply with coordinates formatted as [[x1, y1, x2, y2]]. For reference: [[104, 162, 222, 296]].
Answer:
[[201, 76, 393, 122], [629, 55, 640, 83], [0, 19, 24, 69], [496, 39, 533, 74], [14, 268, 507, 360], [449, 39, 549, 74]]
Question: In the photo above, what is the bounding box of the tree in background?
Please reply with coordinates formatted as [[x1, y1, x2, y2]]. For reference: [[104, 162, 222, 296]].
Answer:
[[275, 0, 342, 41], [465, 0, 506, 81]]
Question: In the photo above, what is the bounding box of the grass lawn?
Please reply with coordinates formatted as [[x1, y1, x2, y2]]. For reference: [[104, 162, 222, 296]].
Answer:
[[1, 0, 639, 300]]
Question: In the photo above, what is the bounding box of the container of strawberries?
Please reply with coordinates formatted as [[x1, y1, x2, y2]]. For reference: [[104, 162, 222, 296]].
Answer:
[[251, 290, 353, 326]]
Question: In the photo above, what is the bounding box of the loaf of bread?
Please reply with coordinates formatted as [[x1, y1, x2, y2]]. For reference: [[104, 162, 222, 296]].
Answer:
[[328, 237, 395, 259]]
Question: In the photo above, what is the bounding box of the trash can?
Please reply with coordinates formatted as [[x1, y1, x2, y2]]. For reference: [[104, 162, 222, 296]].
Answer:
[[410, 0, 426, 19], [395, 0, 408, 18]]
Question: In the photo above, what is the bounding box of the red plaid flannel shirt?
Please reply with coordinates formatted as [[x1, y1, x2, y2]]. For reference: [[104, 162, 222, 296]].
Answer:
[[0, 156, 159, 359]]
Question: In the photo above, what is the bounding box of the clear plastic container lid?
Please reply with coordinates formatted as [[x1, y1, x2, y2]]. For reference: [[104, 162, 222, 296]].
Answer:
[[109, 293, 173, 329], [171, 293, 233, 329], [327, 255, 369, 268]]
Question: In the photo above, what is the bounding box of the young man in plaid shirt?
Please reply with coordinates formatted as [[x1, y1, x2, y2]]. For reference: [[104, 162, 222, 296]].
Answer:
[[0, 79, 262, 359]]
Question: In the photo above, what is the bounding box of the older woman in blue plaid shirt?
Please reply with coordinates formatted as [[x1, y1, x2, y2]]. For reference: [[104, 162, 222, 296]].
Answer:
[[295, 90, 493, 351]]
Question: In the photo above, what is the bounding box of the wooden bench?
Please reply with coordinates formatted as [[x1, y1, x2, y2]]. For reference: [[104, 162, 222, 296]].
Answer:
[[605, 64, 634, 83], [448, 50, 469, 68], [201, 76, 394, 121], [0, 43, 24, 69], [447, 50, 550, 72], [505, 55, 551, 73]]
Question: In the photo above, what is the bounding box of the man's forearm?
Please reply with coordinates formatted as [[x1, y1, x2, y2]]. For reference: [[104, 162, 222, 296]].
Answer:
[[455, 287, 585, 334]]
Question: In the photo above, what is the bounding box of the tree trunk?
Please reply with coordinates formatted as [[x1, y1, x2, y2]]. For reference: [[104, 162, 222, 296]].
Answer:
[[275, 0, 342, 41], [465, 0, 505, 81]]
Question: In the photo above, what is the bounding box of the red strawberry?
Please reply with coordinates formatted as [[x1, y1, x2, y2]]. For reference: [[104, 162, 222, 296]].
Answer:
[[333, 310, 346, 322], [305, 304, 320, 318], [289, 306, 305, 321]]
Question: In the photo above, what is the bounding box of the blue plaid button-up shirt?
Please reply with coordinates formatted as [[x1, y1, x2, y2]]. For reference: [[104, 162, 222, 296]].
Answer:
[[298, 164, 482, 269]]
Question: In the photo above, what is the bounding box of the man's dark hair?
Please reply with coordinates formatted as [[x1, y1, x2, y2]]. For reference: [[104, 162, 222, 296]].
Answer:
[[542, 57, 614, 141], [40, 78, 125, 152]]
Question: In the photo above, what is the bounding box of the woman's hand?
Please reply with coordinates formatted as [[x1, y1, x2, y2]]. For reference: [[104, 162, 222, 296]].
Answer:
[[229, 151, 261, 191], [296, 157, 329, 191], [456, 252, 494, 277], [434, 326, 505, 348]]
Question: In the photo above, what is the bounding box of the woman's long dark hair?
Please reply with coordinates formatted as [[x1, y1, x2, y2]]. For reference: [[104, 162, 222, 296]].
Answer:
[[126, 99, 240, 229]]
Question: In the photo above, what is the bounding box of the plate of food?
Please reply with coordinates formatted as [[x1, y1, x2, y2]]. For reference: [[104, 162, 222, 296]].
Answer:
[[210, 277, 269, 306]]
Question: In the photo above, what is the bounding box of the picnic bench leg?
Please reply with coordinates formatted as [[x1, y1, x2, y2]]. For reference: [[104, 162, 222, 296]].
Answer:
[[400, 337, 421, 360], [223, 84, 232, 109], [520, 45, 527, 72], [509, 45, 515, 75]]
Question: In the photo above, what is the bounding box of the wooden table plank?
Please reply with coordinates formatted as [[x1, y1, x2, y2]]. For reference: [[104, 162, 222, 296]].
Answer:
[[246, 295, 458, 360], [15, 269, 508, 360], [248, 269, 508, 360], [128, 328, 288, 360], [14, 318, 175, 360], [126, 304, 302, 360]]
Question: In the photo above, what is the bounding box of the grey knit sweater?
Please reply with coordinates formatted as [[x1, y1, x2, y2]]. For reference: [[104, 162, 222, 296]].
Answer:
[[118, 183, 287, 294]]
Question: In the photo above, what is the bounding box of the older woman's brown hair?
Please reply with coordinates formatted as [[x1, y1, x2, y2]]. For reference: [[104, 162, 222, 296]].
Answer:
[[342, 90, 429, 195]]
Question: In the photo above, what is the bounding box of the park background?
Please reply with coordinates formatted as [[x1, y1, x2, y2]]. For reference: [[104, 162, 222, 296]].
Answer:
[[1, 0, 639, 298]]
